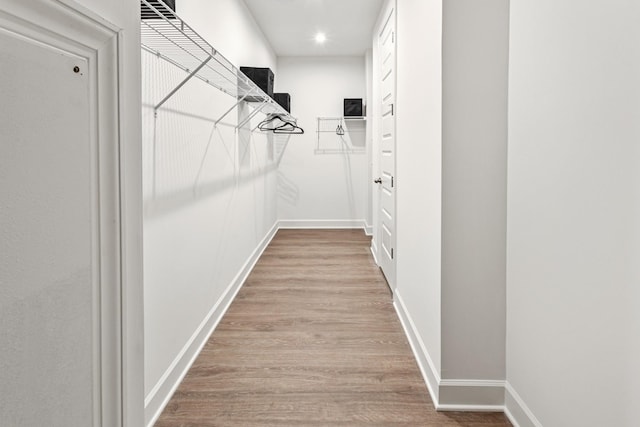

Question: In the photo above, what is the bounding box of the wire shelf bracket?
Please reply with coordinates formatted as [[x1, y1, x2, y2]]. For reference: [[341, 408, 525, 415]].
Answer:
[[141, 0, 295, 129], [154, 56, 211, 112], [214, 88, 258, 126]]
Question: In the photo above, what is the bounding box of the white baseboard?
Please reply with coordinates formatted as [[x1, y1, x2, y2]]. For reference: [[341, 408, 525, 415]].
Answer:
[[393, 290, 441, 404], [504, 382, 543, 427], [370, 238, 379, 264], [438, 404, 506, 412], [370, 246, 379, 265], [278, 219, 367, 230], [393, 290, 508, 414], [144, 222, 279, 427], [439, 379, 506, 408], [504, 406, 521, 427], [364, 222, 373, 236]]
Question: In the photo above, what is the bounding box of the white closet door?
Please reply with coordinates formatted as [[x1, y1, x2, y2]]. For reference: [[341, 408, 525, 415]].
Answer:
[[376, 6, 396, 288], [0, 1, 126, 424], [0, 26, 94, 426]]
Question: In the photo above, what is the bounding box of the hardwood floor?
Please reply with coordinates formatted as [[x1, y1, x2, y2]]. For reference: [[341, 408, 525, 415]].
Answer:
[[155, 229, 511, 426]]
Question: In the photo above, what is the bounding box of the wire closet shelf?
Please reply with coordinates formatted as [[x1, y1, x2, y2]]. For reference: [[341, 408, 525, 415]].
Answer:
[[314, 117, 366, 155], [140, 0, 294, 126]]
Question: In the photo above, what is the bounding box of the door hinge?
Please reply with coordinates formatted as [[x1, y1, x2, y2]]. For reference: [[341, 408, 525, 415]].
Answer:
[[391, 176, 394, 188], [391, 248, 394, 259], [391, 104, 394, 116]]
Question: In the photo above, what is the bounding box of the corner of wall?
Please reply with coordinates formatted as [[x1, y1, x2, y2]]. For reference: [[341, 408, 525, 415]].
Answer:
[[393, 290, 441, 404], [393, 289, 510, 414]]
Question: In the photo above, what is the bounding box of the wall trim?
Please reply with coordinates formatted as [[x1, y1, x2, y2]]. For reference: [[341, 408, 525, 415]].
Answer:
[[439, 379, 506, 408], [370, 245, 379, 265], [144, 222, 279, 427], [504, 406, 521, 427], [278, 219, 368, 230], [439, 379, 506, 387], [438, 404, 506, 412], [504, 382, 543, 427], [370, 237, 379, 264], [393, 290, 441, 404], [364, 222, 373, 236], [393, 290, 508, 413]]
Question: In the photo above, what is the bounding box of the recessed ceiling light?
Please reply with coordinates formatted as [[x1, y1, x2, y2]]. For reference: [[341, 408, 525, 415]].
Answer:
[[315, 32, 327, 44]]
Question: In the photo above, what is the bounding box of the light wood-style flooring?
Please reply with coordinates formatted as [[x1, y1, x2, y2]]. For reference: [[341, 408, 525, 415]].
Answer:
[[155, 229, 511, 426]]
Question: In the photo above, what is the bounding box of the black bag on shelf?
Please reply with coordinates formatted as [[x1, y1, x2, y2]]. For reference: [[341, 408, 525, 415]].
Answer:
[[273, 93, 291, 113], [141, 0, 176, 20], [240, 66, 275, 100], [344, 98, 364, 117]]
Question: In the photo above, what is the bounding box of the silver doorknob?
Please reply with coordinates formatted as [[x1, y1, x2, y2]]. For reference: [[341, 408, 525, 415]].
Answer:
[[374, 178, 382, 184]]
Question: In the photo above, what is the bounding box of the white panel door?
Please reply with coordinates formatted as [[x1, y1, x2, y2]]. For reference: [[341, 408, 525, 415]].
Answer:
[[0, 1, 126, 424], [0, 26, 94, 425], [376, 7, 396, 288]]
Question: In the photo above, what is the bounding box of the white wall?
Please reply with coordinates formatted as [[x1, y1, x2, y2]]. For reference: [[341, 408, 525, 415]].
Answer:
[[276, 56, 369, 227], [142, 1, 279, 424], [392, 0, 508, 407], [177, 0, 277, 71], [441, 0, 508, 382], [394, 0, 443, 383], [507, 1, 640, 426]]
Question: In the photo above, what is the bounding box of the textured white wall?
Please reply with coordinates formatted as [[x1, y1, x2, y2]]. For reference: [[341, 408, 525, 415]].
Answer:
[[395, 0, 443, 375], [507, 0, 640, 425], [142, 0, 279, 417], [441, 0, 508, 381], [178, 0, 277, 71], [276, 56, 368, 225]]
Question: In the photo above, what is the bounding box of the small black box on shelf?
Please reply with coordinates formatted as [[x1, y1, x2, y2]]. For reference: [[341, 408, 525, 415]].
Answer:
[[141, 0, 176, 20], [240, 66, 274, 101], [344, 98, 364, 117], [273, 93, 291, 113]]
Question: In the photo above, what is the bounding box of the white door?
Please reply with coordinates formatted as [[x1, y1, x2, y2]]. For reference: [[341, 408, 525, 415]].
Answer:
[[0, 26, 96, 426], [376, 7, 396, 288], [0, 2, 129, 425]]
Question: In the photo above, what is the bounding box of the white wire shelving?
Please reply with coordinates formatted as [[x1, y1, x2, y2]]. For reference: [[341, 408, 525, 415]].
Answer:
[[316, 117, 366, 133], [315, 117, 366, 155], [140, 0, 293, 128]]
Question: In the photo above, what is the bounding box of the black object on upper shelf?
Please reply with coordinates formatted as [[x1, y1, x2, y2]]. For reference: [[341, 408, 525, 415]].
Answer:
[[240, 66, 274, 101], [273, 93, 291, 113], [344, 98, 364, 117], [141, 0, 176, 20]]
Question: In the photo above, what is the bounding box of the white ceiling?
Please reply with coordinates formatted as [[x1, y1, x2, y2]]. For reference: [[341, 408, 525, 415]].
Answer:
[[243, 0, 385, 57]]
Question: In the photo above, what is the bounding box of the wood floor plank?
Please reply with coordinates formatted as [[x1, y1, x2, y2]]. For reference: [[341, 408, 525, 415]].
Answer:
[[155, 229, 511, 426]]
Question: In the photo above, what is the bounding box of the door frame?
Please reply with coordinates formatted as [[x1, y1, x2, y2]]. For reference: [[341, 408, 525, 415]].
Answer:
[[0, 1, 143, 425], [373, 0, 398, 290]]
